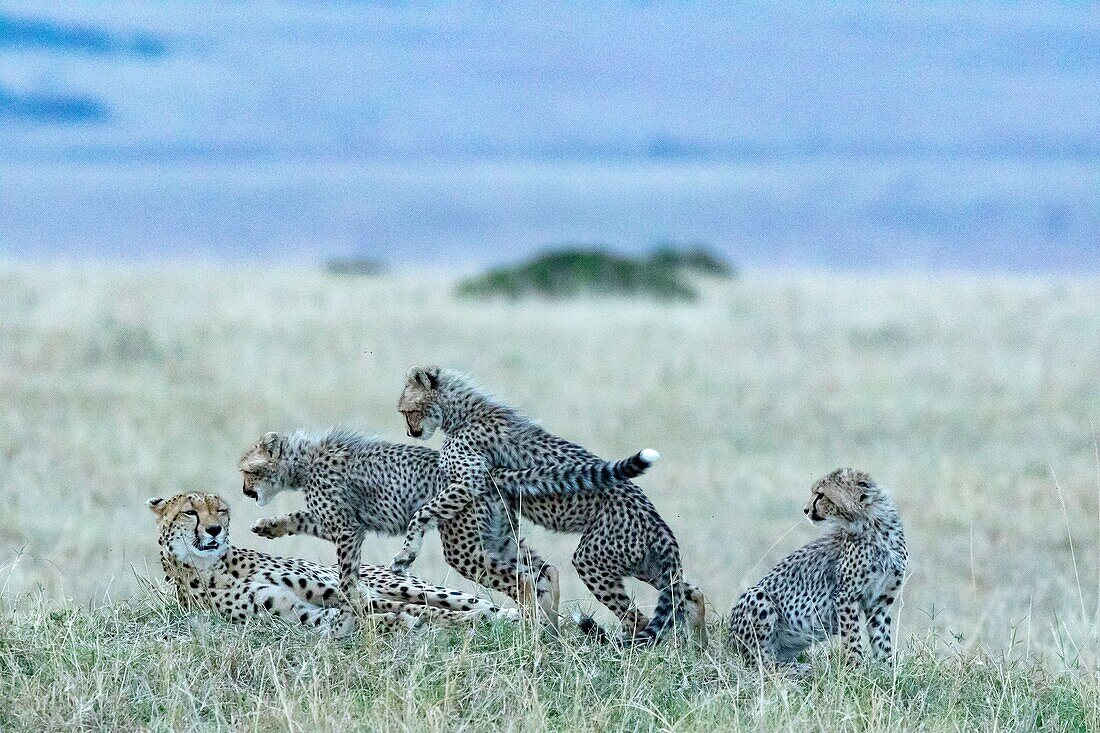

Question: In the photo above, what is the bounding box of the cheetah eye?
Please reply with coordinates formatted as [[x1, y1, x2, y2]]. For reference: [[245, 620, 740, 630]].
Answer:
[[856, 480, 872, 489], [183, 509, 198, 517]]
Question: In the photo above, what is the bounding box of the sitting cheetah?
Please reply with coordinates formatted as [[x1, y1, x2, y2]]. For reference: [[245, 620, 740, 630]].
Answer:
[[149, 491, 517, 635], [728, 468, 907, 672], [394, 366, 706, 645], [239, 428, 652, 624]]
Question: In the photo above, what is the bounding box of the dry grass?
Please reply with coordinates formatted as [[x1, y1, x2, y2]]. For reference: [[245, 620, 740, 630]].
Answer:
[[1, 264, 1098, 730]]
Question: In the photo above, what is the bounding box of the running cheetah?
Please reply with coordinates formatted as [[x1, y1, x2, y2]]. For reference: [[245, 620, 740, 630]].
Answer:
[[239, 428, 652, 623], [393, 366, 706, 645], [149, 491, 517, 635], [728, 468, 907, 672]]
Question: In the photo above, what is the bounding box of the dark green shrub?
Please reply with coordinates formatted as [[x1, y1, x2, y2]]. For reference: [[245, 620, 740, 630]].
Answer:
[[457, 243, 735, 301], [456, 248, 698, 301]]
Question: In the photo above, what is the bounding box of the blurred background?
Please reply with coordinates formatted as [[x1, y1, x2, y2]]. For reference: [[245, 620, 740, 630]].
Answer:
[[2, 1, 1098, 270]]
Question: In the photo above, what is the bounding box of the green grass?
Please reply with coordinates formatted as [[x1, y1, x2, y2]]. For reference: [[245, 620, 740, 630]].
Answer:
[[1, 595, 1095, 732], [1, 264, 1099, 730]]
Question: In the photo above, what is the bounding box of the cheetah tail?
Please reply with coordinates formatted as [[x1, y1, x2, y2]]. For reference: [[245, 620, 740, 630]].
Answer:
[[490, 448, 659, 498]]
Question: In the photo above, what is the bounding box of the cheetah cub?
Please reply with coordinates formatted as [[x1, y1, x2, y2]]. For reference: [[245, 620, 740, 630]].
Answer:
[[728, 468, 907, 672], [395, 366, 703, 645]]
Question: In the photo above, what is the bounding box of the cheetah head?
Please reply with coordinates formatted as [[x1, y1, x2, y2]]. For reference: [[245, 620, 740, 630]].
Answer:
[[238, 432, 289, 506], [148, 492, 230, 567], [398, 365, 443, 440], [804, 467, 880, 527]]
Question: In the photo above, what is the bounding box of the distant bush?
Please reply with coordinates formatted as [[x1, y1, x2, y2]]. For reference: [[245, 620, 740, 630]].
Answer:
[[456, 245, 734, 301], [649, 244, 736, 278], [325, 257, 387, 277]]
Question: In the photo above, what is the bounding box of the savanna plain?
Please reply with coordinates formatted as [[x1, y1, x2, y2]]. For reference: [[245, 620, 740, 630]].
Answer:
[[1, 264, 1098, 731]]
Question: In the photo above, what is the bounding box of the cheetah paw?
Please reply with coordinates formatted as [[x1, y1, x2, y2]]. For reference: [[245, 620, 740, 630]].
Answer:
[[782, 662, 813, 680], [497, 608, 523, 622], [319, 610, 357, 638], [395, 612, 424, 631], [250, 518, 286, 539], [389, 551, 414, 575]]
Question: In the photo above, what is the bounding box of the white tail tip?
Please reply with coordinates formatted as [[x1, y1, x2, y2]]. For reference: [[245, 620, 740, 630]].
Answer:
[[640, 448, 659, 465]]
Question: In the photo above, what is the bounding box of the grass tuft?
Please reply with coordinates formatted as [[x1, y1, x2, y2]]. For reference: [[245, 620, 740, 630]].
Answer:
[[0, 596, 1096, 731]]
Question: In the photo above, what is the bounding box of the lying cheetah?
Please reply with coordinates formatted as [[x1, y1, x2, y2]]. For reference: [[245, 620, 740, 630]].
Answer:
[[149, 491, 517, 634], [728, 468, 907, 672], [394, 366, 706, 645], [239, 428, 652, 623]]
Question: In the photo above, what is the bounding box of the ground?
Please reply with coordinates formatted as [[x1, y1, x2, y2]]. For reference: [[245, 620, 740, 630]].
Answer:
[[0, 265, 1098, 731]]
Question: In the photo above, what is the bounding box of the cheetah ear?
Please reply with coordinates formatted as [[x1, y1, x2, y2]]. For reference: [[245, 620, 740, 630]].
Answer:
[[147, 497, 167, 515], [409, 366, 440, 390], [261, 431, 282, 459]]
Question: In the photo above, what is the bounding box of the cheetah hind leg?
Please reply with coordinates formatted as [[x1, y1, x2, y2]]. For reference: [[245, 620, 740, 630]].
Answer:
[[573, 555, 650, 644], [534, 564, 561, 630], [728, 589, 779, 672], [683, 582, 708, 649]]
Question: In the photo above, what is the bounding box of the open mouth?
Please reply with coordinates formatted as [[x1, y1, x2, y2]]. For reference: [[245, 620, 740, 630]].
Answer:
[[196, 539, 220, 552], [403, 414, 423, 438]]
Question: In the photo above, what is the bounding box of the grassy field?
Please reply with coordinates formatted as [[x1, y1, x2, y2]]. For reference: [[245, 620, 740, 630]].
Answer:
[[1, 264, 1099, 730]]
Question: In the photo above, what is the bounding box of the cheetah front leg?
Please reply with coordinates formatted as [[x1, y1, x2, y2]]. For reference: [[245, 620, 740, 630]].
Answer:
[[866, 573, 903, 663], [334, 526, 368, 607], [836, 596, 864, 665], [251, 510, 327, 540], [392, 482, 479, 574]]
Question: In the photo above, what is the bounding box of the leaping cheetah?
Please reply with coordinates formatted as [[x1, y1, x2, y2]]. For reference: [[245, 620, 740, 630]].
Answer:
[[393, 366, 706, 645]]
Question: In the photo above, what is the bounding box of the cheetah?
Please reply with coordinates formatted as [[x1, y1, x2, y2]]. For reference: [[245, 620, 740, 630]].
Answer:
[[239, 428, 653, 624], [149, 491, 517, 635], [393, 366, 706, 645], [728, 468, 907, 672]]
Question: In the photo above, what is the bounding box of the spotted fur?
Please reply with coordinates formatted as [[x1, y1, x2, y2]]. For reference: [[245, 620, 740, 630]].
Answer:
[[728, 468, 907, 672], [239, 428, 560, 620], [394, 366, 706, 645], [149, 492, 517, 634], [490, 448, 658, 496]]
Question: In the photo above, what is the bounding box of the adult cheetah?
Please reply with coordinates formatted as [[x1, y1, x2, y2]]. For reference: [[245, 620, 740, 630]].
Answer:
[[728, 468, 907, 672], [239, 428, 653, 624], [393, 366, 706, 645], [149, 491, 517, 634]]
